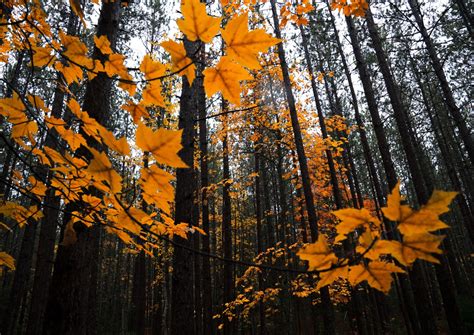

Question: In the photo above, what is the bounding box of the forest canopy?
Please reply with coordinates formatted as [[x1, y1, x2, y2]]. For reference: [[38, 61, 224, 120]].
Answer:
[[0, 0, 473, 334]]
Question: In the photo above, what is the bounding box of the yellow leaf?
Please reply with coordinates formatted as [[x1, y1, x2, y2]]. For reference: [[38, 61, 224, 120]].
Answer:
[[316, 266, 349, 290], [94, 35, 113, 55], [52, 124, 87, 151], [382, 234, 444, 266], [381, 181, 407, 221], [140, 164, 175, 202], [297, 235, 338, 271], [60, 31, 92, 69], [12, 120, 38, 139], [203, 56, 251, 105], [398, 208, 449, 236], [104, 53, 128, 78], [0, 93, 28, 128], [86, 148, 122, 193], [348, 261, 404, 293], [118, 72, 137, 96], [177, 0, 222, 43], [161, 40, 196, 84], [135, 122, 187, 168], [98, 128, 130, 156], [27, 176, 47, 198], [0, 251, 15, 271], [140, 54, 165, 80], [142, 81, 165, 107], [55, 61, 83, 84], [222, 13, 280, 69], [424, 190, 458, 216], [122, 102, 150, 123], [332, 208, 380, 242], [31, 46, 55, 67]]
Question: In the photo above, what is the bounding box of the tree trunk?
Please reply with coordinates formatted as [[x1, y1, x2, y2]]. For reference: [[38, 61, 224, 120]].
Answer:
[[222, 107, 234, 335], [408, 0, 474, 162], [43, 2, 122, 334], [171, 39, 198, 335], [365, 7, 467, 334]]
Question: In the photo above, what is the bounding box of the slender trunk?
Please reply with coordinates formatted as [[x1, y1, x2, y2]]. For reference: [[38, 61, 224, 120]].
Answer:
[[254, 148, 266, 335], [345, 14, 423, 335], [222, 108, 234, 335], [198, 48, 213, 335], [269, 1, 335, 331], [408, 0, 474, 162], [365, 8, 467, 334], [171, 38, 198, 335], [43, 2, 121, 334]]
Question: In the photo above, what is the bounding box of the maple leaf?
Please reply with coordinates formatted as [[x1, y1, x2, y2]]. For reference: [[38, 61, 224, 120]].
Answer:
[[348, 261, 404, 293], [140, 164, 175, 202], [297, 235, 338, 271], [55, 61, 83, 84], [142, 81, 165, 107], [135, 122, 187, 168], [122, 102, 150, 123], [424, 190, 458, 216], [86, 148, 123, 193], [140, 54, 165, 80], [0, 93, 26, 118], [12, 120, 38, 139], [161, 40, 196, 84], [104, 53, 128, 78], [203, 56, 251, 106], [98, 129, 130, 156], [118, 72, 137, 96], [222, 13, 280, 69], [397, 209, 449, 236], [177, 0, 221, 43], [381, 181, 410, 222], [316, 266, 349, 290], [31, 46, 55, 67], [53, 124, 87, 151], [113, 207, 152, 236], [372, 234, 445, 266], [0, 94, 38, 141], [60, 31, 92, 69], [332, 208, 380, 242], [94, 35, 113, 55]]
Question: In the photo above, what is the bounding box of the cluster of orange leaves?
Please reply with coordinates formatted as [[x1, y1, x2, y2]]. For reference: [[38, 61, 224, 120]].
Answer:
[[297, 182, 456, 293], [0, 0, 281, 270], [330, 0, 369, 17], [280, 0, 314, 27]]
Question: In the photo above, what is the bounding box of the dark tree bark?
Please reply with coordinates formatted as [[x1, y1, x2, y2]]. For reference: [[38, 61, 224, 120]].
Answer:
[[170, 38, 198, 335], [365, 8, 467, 334], [268, 0, 335, 333], [197, 48, 213, 335], [222, 108, 234, 335], [43, 2, 122, 334]]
